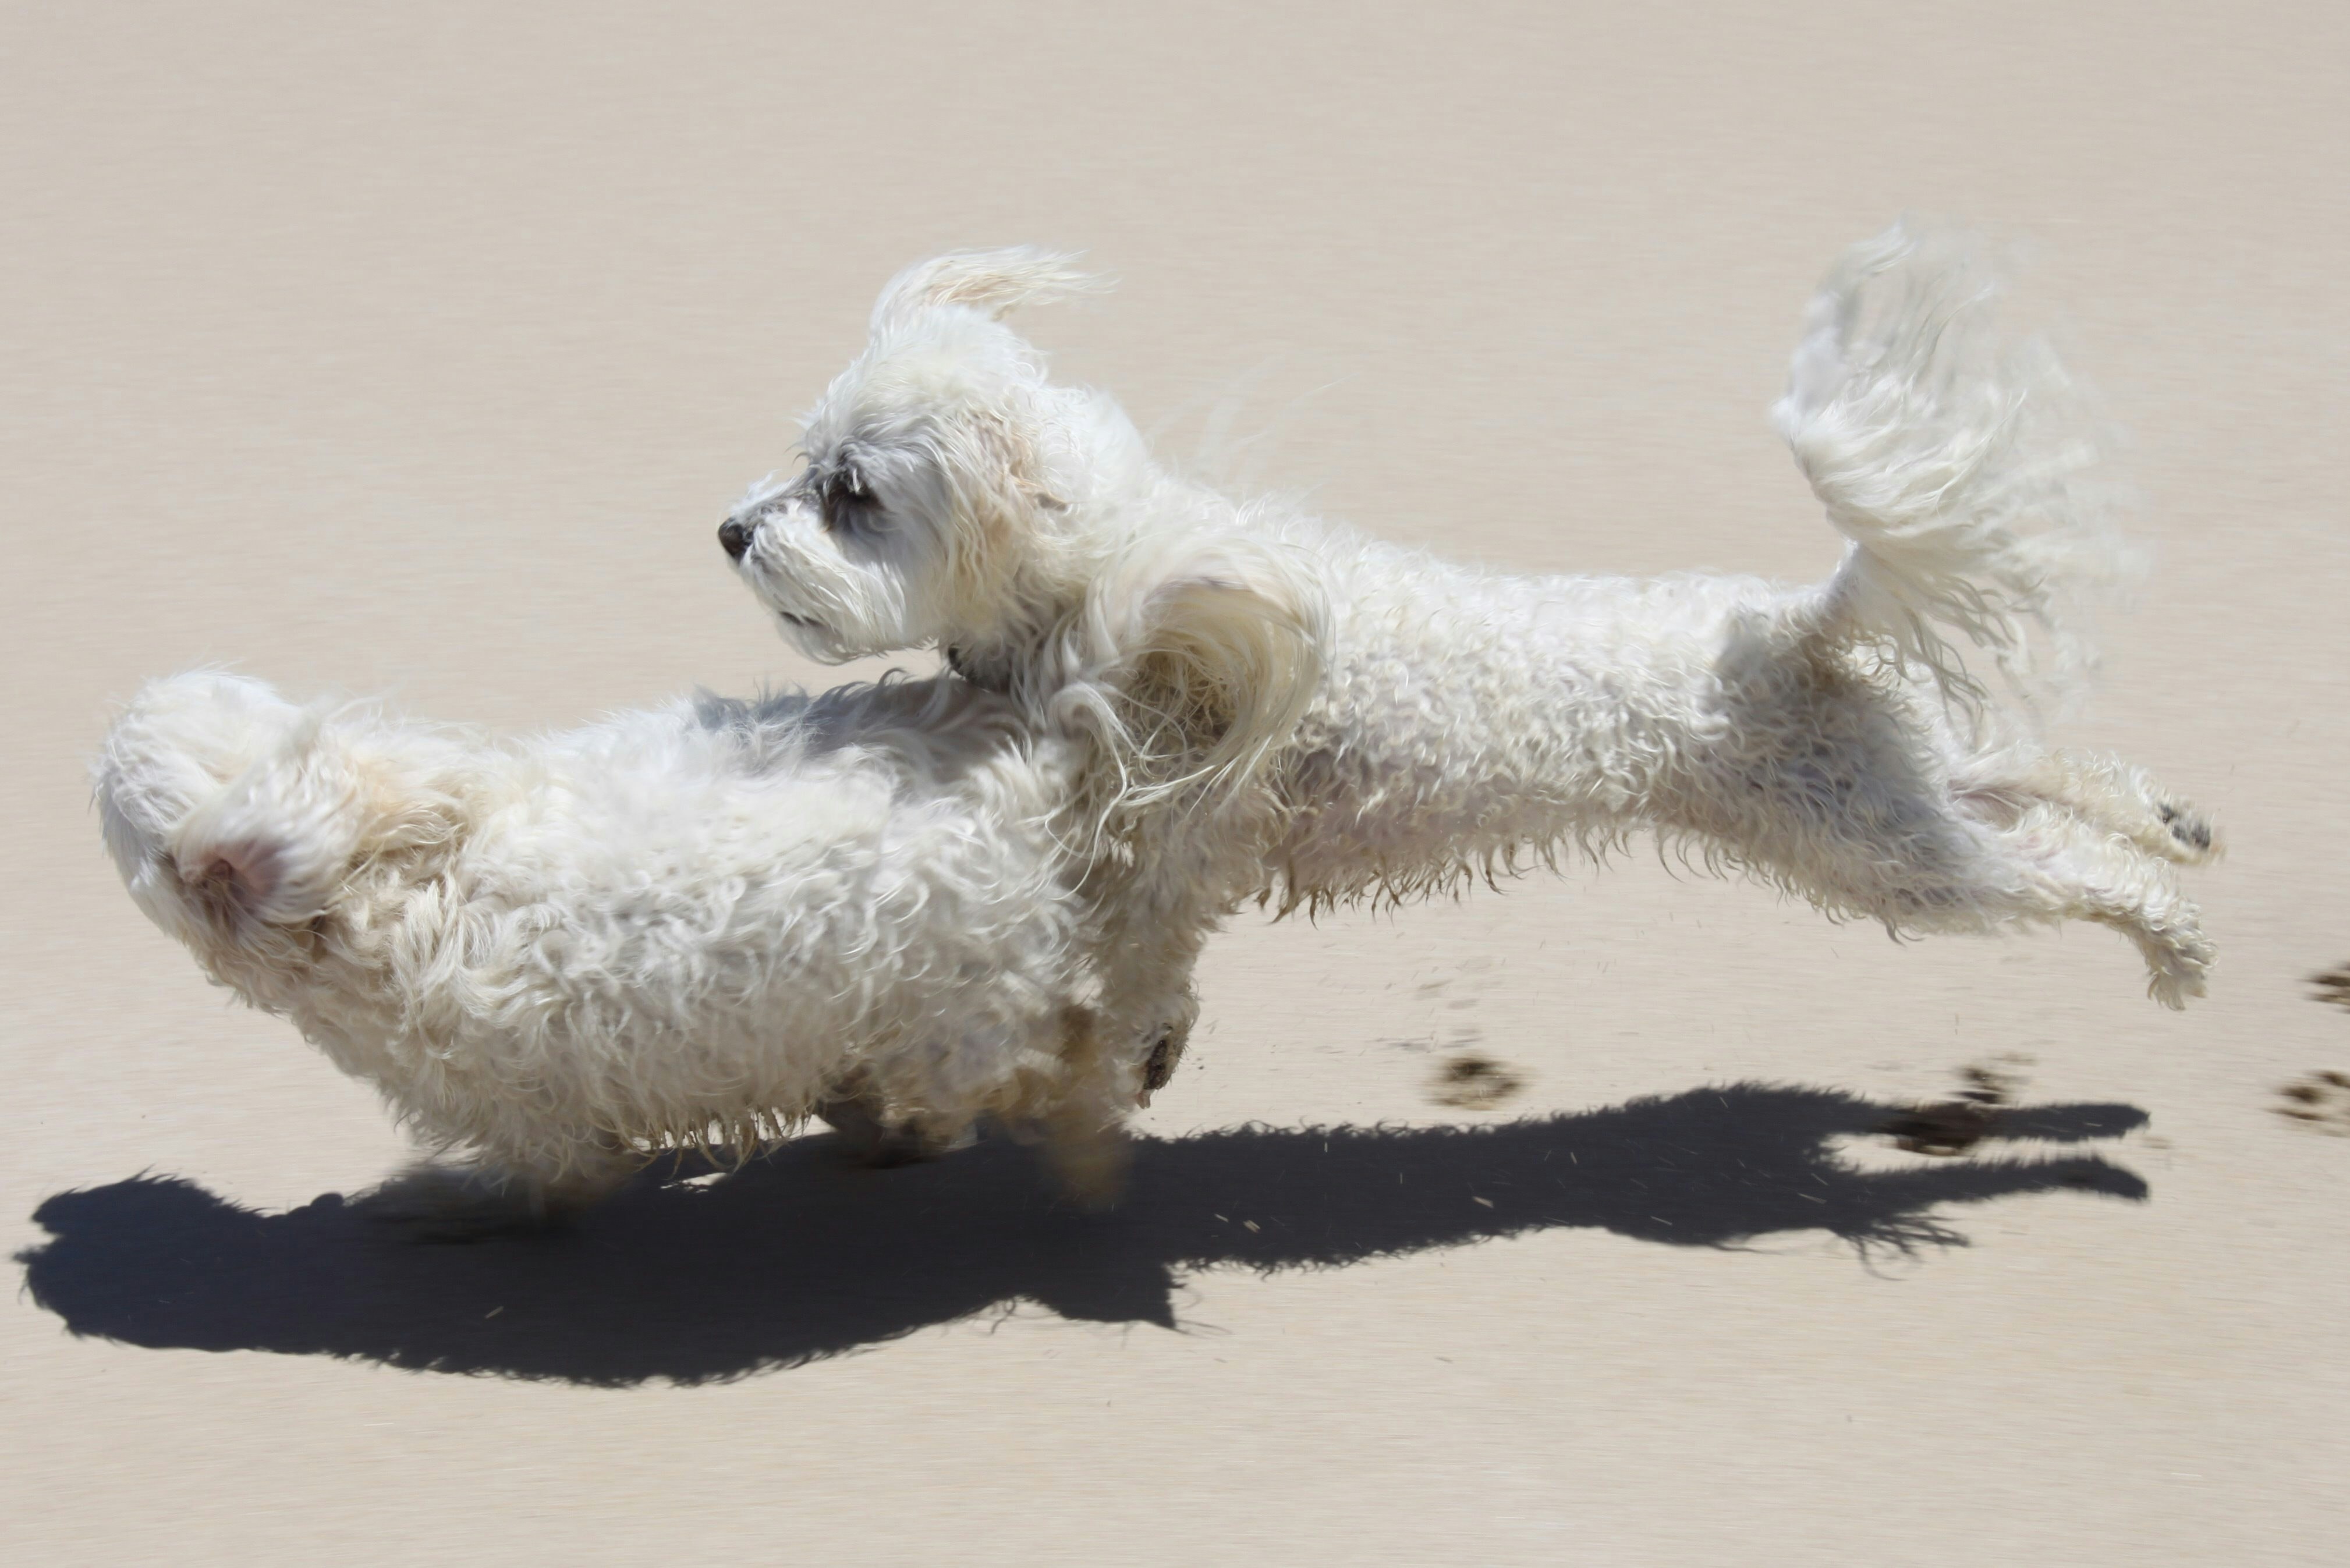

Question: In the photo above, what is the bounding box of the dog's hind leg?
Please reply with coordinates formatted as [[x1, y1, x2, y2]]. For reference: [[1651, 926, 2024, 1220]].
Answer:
[[1034, 1005, 1136, 1209], [1957, 748, 2220, 867], [2040, 750, 2219, 865], [1966, 806, 2216, 1008], [1759, 771, 2214, 1006]]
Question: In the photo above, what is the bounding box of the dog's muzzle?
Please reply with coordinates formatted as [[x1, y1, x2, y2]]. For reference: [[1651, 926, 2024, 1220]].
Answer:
[[718, 517, 754, 562]]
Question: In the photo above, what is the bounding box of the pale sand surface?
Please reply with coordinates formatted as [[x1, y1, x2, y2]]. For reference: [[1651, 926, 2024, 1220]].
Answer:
[[4, 3, 2346, 1562]]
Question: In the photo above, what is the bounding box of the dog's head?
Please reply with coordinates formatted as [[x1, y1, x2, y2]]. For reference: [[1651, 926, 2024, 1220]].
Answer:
[[719, 248, 1128, 662], [94, 672, 459, 998], [721, 251, 1328, 806]]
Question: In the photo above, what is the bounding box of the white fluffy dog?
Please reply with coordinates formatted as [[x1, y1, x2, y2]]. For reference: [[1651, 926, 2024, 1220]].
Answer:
[[719, 222, 2218, 1051], [94, 670, 1183, 1221]]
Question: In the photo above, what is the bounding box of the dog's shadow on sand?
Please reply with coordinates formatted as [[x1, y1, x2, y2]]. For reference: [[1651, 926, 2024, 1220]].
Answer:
[[19, 1083, 2147, 1386]]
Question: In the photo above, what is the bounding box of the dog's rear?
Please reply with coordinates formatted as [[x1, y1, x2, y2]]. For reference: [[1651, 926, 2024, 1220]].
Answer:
[[1774, 222, 2133, 714], [1762, 224, 2216, 1001]]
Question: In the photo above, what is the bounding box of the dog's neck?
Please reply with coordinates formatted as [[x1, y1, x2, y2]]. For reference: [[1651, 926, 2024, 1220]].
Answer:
[[940, 592, 1093, 694]]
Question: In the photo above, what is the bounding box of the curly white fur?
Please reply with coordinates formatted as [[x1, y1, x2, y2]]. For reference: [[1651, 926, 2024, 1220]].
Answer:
[[94, 671, 1176, 1215], [721, 222, 2218, 1019]]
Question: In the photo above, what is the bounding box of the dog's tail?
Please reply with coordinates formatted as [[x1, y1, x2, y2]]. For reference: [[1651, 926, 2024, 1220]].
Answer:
[[1774, 221, 2139, 720]]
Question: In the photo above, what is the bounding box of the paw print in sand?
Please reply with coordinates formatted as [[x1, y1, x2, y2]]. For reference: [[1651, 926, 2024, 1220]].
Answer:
[[1428, 1052, 1525, 1112], [1881, 1058, 2030, 1156], [2275, 1071, 2350, 1136]]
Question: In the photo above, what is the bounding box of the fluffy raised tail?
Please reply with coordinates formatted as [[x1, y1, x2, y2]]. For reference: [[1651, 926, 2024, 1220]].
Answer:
[[1774, 221, 2138, 717]]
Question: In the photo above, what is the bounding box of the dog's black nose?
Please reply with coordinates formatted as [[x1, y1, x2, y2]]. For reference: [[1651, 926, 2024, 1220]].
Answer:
[[718, 517, 753, 562]]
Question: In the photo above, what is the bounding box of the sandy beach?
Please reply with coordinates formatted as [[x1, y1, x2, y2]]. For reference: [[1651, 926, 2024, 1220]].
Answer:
[[4, 3, 2345, 1561]]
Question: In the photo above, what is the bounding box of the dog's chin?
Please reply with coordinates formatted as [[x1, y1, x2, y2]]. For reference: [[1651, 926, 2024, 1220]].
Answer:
[[774, 613, 874, 665]]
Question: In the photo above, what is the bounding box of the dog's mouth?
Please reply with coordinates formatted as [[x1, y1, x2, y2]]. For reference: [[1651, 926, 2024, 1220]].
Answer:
[[775, 611, 820, 632]]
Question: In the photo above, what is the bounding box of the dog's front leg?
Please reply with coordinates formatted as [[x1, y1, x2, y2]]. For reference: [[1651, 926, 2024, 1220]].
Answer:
[[1032, 1004, 1139, 1208], [814, 1067, 948, 1167]]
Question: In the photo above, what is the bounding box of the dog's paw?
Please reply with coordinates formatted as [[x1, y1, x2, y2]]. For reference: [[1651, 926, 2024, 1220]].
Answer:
[[2154, 800, 2221, 864], [2143, 932, 2215, 1010]]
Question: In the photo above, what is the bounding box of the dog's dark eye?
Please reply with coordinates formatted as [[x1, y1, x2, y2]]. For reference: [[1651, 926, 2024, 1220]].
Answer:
[[820, 470, 877, 535]]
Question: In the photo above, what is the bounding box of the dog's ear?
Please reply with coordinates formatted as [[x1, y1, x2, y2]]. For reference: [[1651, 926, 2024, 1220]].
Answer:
[[1067, 533, 1327, 811], [871, 249, 1107, 333]]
